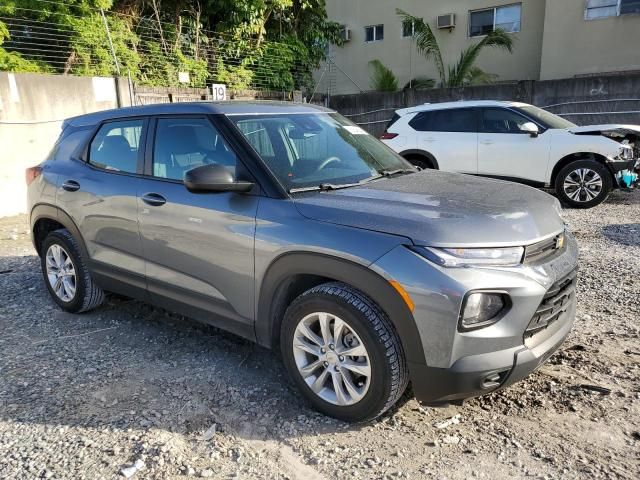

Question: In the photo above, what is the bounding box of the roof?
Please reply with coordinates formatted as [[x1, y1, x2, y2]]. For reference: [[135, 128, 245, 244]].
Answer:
[[65, 101, 334, 127], [395, 100, 530, 116]]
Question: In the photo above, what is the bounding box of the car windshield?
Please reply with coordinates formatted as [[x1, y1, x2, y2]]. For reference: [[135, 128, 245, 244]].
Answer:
[[230, 112, 412, 191], [515, 105, 576, 130]]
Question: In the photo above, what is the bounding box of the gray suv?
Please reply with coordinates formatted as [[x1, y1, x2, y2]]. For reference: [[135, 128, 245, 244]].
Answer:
[[27, 102, 578, 422]]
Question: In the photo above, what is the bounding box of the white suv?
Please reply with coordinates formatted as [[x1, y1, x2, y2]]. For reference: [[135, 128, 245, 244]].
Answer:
[[381, 100, 638, 208]]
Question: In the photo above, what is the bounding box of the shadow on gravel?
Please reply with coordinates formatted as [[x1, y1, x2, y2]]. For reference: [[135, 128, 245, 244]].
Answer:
[[0, 255, 374, 442], [601, 223, 640, 246]]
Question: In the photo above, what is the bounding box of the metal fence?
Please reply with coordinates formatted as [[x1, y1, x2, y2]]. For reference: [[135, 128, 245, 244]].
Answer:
[[328, 76, 640, 137]]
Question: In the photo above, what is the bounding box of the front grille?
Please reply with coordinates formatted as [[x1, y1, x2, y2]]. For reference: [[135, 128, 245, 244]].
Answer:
[[523, 233, 564, 264], [525, 270, 577, 338]]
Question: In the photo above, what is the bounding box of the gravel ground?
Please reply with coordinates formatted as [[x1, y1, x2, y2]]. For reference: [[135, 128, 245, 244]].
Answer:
[[0, 191, 639, 480]]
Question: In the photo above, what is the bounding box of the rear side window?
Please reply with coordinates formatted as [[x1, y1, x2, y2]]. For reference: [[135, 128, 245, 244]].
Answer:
[[429, 109, 477, 133], [408, 111, 433, 131], [48, 129, 89, 161], [89, 120, 143, 173]]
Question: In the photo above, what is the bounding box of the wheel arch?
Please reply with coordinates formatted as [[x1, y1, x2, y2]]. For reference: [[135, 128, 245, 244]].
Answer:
[[31, 204, 89, 259], [399, 149, 439, 169], [550, 152, 614, 185], [256, 252, 427, 367]]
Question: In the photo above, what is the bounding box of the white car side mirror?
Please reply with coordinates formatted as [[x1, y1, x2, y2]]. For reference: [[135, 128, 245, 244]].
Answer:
[[520, 122, 539, 138]]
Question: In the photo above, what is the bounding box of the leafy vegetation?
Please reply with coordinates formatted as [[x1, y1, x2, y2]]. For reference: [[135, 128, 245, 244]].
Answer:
[[403, 77, 436, 90], [368, 59, 398, 92], [397, 9, 513, 88], [0, 0, 342, 91]]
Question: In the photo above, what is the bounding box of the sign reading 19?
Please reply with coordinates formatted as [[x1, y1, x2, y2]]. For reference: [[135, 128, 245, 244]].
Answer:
[[211, 84, 227, 101]]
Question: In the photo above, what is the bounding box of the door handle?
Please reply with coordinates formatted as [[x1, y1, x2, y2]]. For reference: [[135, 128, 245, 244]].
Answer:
[[423, 137, 435, 143], [62, 180, 80, 192], [141, 193, 167, 207], [480, 140, 494, 145]]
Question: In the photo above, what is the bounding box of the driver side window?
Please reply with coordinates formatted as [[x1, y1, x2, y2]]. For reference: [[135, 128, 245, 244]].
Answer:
[[152, 118, 237, 181], [481, 108, 530, 134]]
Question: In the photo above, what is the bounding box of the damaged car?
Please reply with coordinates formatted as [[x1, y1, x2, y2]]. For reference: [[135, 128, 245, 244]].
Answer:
[[382, 101, 639, 208]]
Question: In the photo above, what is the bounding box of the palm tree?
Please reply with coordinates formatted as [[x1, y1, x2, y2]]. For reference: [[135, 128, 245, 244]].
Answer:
[[368, 59, 399, 91], [397, 9, 513, 88]]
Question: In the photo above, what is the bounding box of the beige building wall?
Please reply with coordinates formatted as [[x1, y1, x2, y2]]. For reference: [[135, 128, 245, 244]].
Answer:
[[539, 0, 640, 80], [322, 0, 547, 94]]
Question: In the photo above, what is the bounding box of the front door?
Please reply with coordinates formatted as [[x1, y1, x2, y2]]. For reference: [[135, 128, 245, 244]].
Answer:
[[136, 116, 259, 339], [477, 108, 551, 184], [57, 118, 148, 297]]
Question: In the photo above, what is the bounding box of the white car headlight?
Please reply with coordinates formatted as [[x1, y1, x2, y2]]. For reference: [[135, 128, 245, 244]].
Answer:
[[415, 246, 525, 267], [618, 145, 633, 160]]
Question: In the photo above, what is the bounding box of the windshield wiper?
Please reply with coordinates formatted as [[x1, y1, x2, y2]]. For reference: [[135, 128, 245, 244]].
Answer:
[[288, 168, 416, 194], [380, 168, 415, 177], [358, 168, 415, 185], [289, 181, 364, 193]]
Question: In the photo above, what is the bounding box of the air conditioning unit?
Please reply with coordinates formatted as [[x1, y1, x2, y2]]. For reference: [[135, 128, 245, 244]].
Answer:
[[340, 26, 351, 42], [437, 13, 455, 29]]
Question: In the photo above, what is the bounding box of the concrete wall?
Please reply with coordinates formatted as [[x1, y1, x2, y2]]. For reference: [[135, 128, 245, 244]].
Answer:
[[0, 73, 132, 217], [323, 0, 547, 95], [540, 0, 640, 80]]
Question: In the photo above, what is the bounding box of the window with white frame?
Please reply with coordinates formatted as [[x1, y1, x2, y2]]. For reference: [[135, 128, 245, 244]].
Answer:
[[365, 24, 384, 42], [469, 3, 522, 37], [585, 0, 640, 19], [402, 20, 415, 37]]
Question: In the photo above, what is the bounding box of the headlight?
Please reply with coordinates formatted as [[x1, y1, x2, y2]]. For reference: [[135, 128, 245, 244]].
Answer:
[[413, 246, 524, 267], [618, 146, 633, 160], [459, 292, 508, 330]]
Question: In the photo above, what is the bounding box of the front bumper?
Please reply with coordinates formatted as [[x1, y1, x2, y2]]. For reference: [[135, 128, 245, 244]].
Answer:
[[610, 159, 639, 188], [410, 294, 574, 404], [372, 231, 579, 405]]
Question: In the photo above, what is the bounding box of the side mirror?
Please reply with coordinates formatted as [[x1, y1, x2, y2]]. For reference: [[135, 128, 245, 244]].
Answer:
[[520, 122, 539, 138], [184, 164, 254, 193]]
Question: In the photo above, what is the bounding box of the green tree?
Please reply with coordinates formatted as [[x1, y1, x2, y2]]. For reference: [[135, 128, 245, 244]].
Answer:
[[0, 19, 49, 72], [397, 9, 513, 88], [368, 59, 398, 92], [0, 0, 341, 91]]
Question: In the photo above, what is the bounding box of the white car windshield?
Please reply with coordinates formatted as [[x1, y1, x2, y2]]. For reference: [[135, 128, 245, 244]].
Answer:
[[515, 105, 576, 129], [231, 113, 413, 191]]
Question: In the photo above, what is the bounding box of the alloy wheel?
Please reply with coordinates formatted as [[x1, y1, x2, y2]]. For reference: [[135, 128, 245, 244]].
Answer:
[[292, 312, 371, 406], [563, 168, 603, 203], [45, 244, 77, 302]]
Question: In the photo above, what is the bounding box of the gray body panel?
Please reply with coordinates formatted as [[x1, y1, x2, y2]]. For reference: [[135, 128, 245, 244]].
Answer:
[[136, 177, 259, 324], [293, 169, 564, 247], [55, 161, 146, 283]]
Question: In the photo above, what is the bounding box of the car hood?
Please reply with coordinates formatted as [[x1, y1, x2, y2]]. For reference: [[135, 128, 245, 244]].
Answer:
[[292, 170, 564, 247], [568, 124, 640, 136]]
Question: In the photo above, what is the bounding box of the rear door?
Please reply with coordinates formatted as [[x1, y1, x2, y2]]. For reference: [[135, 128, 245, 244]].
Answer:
[[57, 118, 148, 297], [411, 108, 478, 174], [477, 107, 551, 184], [136, 115, 259, 339]]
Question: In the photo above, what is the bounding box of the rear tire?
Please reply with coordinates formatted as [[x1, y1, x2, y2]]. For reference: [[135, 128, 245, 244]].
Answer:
[[41, 229, 105, 313], [280, 282, 408, 423], [555, 159, 611, 208]]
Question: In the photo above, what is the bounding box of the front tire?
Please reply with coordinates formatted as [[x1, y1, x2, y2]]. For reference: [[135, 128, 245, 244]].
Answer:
[[280, 282, 408, 422], [555, 159, 611, 208], [41, 229, 105, 313]]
